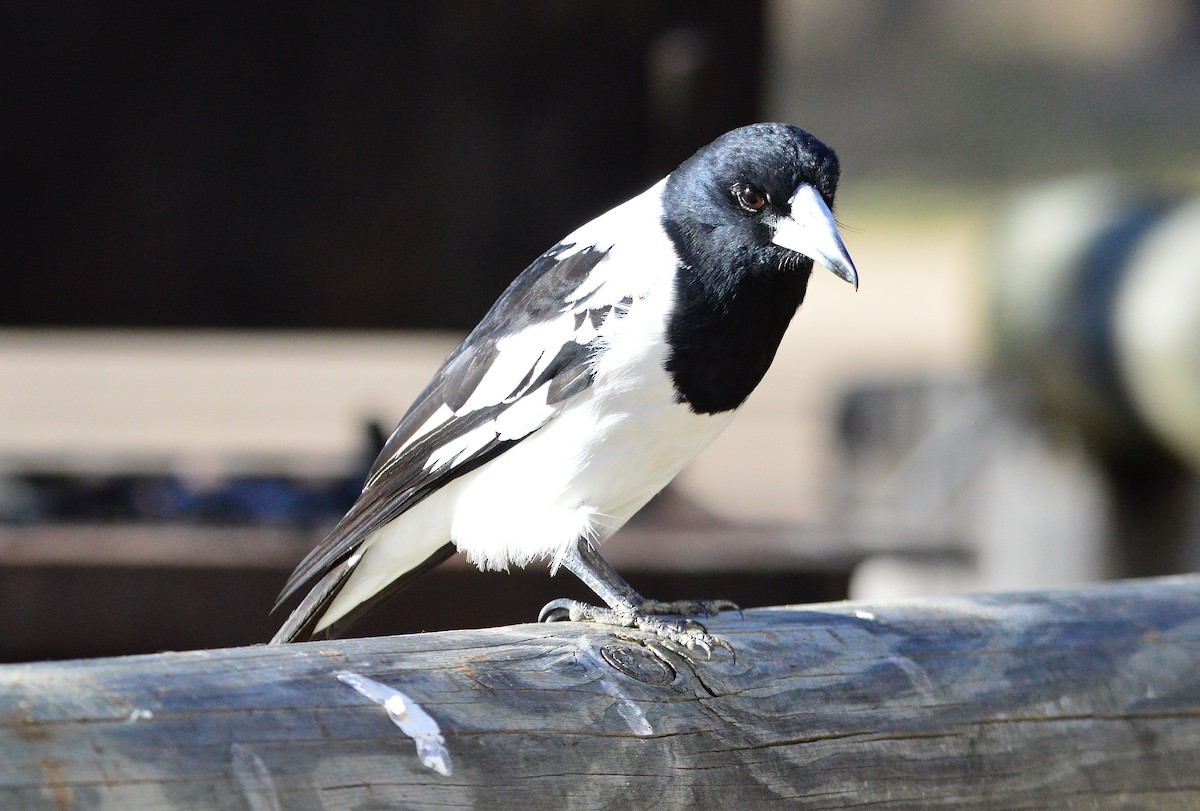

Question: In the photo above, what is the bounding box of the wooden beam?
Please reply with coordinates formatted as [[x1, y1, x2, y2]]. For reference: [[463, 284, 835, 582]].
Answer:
[[0, 512, 873, 572], [2, 576, 1198, 808]]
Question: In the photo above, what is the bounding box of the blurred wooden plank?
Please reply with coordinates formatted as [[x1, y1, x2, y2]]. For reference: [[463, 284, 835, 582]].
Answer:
[[0, 521, 869, 572], [0, 525, 309, 569], [0, 329, 455, 475]]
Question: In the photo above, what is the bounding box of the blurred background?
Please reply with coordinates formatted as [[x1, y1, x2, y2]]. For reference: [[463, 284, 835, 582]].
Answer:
[[2, 0, 1198, 661]]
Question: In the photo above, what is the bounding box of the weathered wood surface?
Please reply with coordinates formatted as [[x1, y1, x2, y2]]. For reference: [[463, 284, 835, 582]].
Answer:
[[2, 576, 1199, 810]]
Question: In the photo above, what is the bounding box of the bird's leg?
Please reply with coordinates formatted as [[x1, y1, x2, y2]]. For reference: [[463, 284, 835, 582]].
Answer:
[[539, 537, 736, 656]]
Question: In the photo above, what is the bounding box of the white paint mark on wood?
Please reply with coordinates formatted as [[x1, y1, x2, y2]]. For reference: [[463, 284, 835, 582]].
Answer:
[[573, 636, 653, 736], [337, 672, 452, 776], [890, 654, 938, 698], [230, 743, 281, 811]]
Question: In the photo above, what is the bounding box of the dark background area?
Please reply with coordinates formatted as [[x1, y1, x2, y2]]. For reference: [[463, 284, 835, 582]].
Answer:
[[3, 1, 760, 330], [9, 1, 1200, 333]]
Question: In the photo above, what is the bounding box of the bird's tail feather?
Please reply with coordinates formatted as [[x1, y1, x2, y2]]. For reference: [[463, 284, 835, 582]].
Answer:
[[269, 542, 455, 644], [269, 562, 355, 644]]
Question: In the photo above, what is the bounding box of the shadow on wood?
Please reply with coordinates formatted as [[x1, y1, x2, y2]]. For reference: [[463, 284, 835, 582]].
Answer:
[[2, 576, 1198, 809]]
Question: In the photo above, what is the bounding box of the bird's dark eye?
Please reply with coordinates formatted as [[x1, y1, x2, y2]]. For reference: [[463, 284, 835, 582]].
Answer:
[[734, 183, 767, 213]]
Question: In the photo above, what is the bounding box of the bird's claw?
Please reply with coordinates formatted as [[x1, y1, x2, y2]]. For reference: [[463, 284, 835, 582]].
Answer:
[[537, 598, 735, 659], [632, 615, 735, 660], [538, 597, 576, 623]]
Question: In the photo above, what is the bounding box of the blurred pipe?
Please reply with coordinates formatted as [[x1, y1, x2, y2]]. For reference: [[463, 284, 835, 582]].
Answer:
[[1113, 198, 1200, 470], [988, 176, 1200, 470]]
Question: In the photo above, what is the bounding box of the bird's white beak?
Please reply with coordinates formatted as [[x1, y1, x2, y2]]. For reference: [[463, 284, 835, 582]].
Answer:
[[772, 184, 858, 290]]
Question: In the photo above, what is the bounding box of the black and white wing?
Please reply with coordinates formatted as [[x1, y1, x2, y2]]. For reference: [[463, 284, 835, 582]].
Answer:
[[271, 243, 625, 641]]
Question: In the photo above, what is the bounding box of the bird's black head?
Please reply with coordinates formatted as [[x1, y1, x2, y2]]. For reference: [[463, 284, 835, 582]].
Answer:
[[660, 123, 858, 415], [662, 122, 857, 289]]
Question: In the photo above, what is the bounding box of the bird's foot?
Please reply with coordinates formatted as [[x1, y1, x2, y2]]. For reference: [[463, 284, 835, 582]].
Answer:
[[539, 598, 734, 658]]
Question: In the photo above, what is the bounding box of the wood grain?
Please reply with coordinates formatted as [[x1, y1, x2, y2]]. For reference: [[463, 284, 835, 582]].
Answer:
[[1, 576, 1198, 809]]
